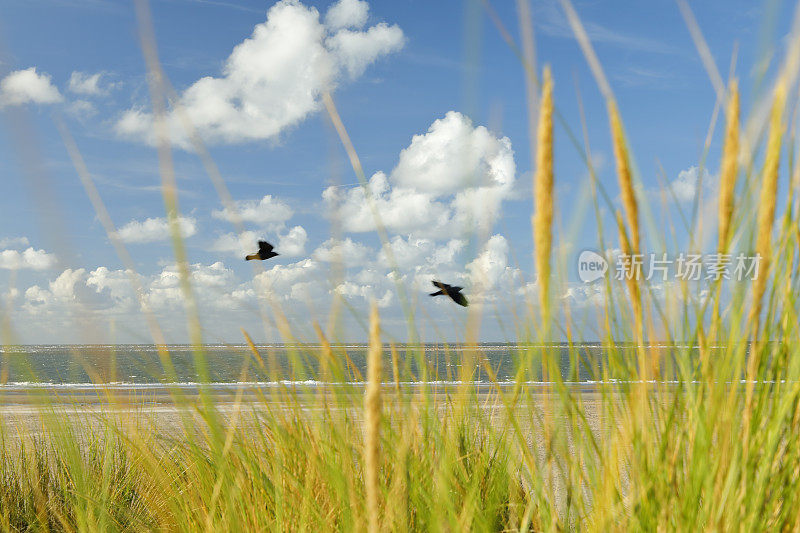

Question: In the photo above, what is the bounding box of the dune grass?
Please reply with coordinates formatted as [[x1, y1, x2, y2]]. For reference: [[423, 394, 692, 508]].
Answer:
[[5, 0, 800, 531]]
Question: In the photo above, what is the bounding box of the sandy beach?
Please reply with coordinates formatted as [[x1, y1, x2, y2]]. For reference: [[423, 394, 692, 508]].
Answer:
[[0, 383, 616, 443]]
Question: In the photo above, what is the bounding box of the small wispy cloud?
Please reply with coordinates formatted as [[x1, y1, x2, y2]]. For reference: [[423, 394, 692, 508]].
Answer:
[[650, 166, 716, 204], [65, 99, 98, 119], [614, 66, 678, 88], [68, 71, 117, 96], [182, 0, 263, 13], [0, 236, 30, 248], [534, 1, 679, 55]]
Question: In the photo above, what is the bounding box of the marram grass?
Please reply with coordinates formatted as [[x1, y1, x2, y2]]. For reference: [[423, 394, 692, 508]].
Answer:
[[6, 6, 800, 533], [717, 79, 740, 255], [750, 79, 786, 337], [364, 303, 382, 533], [607, 99, 640, 256], [534, 65, 554, 325]]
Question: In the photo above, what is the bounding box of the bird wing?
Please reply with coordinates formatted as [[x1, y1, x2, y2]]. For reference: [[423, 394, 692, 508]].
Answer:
[[258, 241, 274, 253], [432, 280, 450, 290], [452, 292, 469, 307]]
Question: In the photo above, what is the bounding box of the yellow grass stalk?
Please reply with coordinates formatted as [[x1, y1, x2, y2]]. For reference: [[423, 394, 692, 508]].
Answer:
[[615, 211, 642, 333], [534, 66, 554, 323], [609, 102, 645, 367], [608, 100, 640, 255], [707, 81, 741, 356], [531, 68, 556, 515], [364, 302, 382, 533], [717, 80, 740, 253], [741, 80, 786, 495], [750, 80, 786, 337]]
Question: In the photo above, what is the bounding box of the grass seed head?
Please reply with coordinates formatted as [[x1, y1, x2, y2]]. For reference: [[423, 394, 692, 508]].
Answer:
[[534, 66, 555, 321]]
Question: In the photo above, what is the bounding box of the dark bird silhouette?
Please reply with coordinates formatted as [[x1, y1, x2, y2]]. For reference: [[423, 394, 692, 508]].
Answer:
[[429, 280, 468, 307], [246, 240, 279, 261]]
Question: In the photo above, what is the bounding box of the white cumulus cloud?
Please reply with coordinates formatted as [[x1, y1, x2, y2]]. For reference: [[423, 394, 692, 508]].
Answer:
[[325, 0, 368, 30], [210, 225, 305, 258], [278, 225, 308, 256], [212, 195, 293, 227], [313, 237, 372, 266], [324, 111, 516, 238], [86, 267, 134, 303], [50, 268, 87, 301], [24, 268, 88, 312], [0, 247, 56, 270], [147, 262, 236, 309], [253, 258, 324, 302], [209, 230, 262, 257], [115, 216, 197, 244], [115, 0, 404, 148], [327, 23, 405, 78], [334, 280, 393, 307], [0, 68, 62, 107], [324, 171, 450, 235], [393, 111, 515, 195], [466, 235, 515, 292]]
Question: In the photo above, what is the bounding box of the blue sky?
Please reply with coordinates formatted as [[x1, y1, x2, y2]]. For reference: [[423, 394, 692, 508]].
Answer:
[[0, 0, 791, 343]]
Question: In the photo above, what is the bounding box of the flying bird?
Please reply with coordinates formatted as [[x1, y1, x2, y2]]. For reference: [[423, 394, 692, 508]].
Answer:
[[429, 280, 468, 307], [246, 240, 279, 261]]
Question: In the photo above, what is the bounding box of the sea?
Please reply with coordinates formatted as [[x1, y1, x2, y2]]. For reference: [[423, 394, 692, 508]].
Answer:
[[0, 343, 702, 391]]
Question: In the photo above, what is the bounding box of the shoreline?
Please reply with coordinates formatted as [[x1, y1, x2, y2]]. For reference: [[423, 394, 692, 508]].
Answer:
[[0, 380, 684, 406]]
